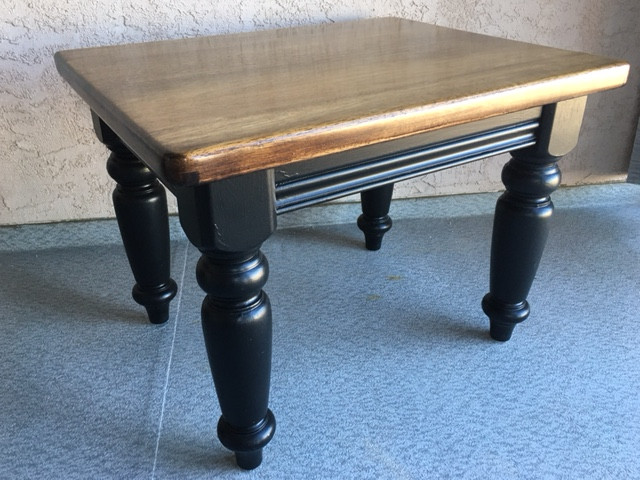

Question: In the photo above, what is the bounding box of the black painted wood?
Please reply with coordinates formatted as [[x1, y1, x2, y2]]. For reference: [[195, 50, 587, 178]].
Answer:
[[358, 183, 394, 250], [95, 114, 177, 324], [481, 151, 561, 341], [275, 119, 538, 213], [198, 249, 275, 470], [175, 171, 277, 469], [481, 99, 586, 341]]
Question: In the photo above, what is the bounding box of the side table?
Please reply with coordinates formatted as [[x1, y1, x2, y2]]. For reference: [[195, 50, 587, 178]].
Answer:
[[55, 17, 629, 469]]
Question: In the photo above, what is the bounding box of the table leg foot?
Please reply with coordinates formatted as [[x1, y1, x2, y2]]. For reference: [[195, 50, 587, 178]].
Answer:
[[197, 249, 275, 468], [218, 408, 276, 469], [483, 152, 561, 341], [235, 450, 263, 470], [358, 183, 394, 251], [105, 133, 177, 324], [482, 295, 530, 342], [132, 283, 178, 324]]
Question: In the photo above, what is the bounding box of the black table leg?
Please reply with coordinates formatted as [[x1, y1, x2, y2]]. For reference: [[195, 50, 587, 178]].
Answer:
[[95, 114, 177, 324], [482, 97, 587, 341], [358, 183, 394, 250], [197, 249, 275, 469], [176, 170, 277, 469], [482, 152, 560, 341]]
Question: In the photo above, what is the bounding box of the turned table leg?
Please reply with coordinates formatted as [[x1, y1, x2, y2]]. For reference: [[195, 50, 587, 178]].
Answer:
[[94, 114, 177, 324], [482, 97, 587, 341], [176, 170, 277, 469], [197, 249, 276, 469], [482, 152, 560, 341], [358, 183, 394, 250]]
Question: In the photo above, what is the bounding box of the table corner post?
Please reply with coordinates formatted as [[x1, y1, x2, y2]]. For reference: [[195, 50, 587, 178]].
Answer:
[[482, 97, 587, 341], [93, 112, 178, 324], [175, 169, 277, 470]]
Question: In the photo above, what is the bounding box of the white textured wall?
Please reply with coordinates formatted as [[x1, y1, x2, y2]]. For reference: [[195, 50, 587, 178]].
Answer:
[[2, 0, 639, 225]]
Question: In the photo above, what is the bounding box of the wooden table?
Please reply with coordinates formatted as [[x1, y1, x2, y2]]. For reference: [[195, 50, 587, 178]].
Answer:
[[55, 17, 628, 470]]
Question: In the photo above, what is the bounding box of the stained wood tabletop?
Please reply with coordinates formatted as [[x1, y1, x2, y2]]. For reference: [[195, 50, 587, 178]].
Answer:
[[55, 17, 629, 185]]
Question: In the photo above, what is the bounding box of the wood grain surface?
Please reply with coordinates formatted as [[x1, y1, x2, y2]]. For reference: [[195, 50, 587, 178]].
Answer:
[[55, 17, 629, 185]]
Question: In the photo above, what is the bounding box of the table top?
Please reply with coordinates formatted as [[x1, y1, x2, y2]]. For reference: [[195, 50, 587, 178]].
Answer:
[[55, 17, 629, 186]]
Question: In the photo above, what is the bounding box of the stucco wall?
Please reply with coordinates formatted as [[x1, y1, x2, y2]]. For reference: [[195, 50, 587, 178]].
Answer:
[[2, 0, 639, 225]]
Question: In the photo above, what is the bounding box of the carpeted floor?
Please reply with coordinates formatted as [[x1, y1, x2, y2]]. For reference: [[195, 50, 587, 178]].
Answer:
[[1, 183, 639, 479]]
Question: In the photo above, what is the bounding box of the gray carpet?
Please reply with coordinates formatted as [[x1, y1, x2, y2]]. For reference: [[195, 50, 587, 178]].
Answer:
[[1, 184, 639, 479]]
